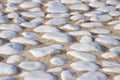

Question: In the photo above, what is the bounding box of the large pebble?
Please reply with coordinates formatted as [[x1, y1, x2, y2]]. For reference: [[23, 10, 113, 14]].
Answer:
[[67, 51, 98, 61], [70, 61, 100, 71]]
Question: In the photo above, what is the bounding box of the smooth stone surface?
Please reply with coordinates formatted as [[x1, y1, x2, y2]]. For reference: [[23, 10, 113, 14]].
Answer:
[[0, 43, 24, 55], [60, 24, 80, 30], [34, 25, 60, 33], [49, 44, 63, 49], [21, 22, 40, 28], [108, 20, 120, 25], [70, 4, 90, 11], [102, 61, 120, 67], [70, 14, 84, 21], [61, 0, 82, 4], [109, 11, 120, 16], [89, 1, 106, 8], [0, 24, 23, 31], [67, 51, 98, 61], [20, 12, 45, 18], [0, 16, 9, 23], [0, 30, 18, 38], [50, 57, 68, 65], [90, 28, 111, 34], [95, 37, 120, 45], [97, 6, 116, 12], [29, 46, 61, 57], [0, 62, 17, 74], [20, 71, 57, 80], [114, 23, 120, 29], [81, 22, 103, 28], [45, 17, 69, 25], [14, 17, 27, 23], [106, 0, 120, 5], [102, 67, 120, 73], [77, 71, 107, 80], [7, 55, 25, 63], [70, 61, 100, 71], [68, 30, 91, 36], [22, 32, 39, 38], [19, 62, 46, 70], [7, 12, 19, 18], [46, 1, 69, 13], [110, 46, 120, 53], [101, 52, 119, 59], [20, 1, 40, 8], [10, 37, 40, 45], [46, 13, 69, 18], [90, 15, 112, 22], [42, 32, 72, 42], [7, 0, 24, 3], [80, 36, 93, 43], [0, 76, 15, 80], [61, 70, 76, 80], [70, 42, 102, 52], [47, 67, 67, 72]]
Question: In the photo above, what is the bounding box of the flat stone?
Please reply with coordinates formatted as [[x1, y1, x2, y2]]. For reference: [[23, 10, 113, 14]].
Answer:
[[114, 23, 120, 29], [47, 67, 67, 72], [90, 15, 113, 22], [102, 61, 120, 67], [20, 12, 45, 18], [98, 34, 119, 39], [7, 12, 19, 18], [108, 20, 120, 25], [80, 36, 93, 43], [77, 71, 107, 80], [97, 6, 116, 12], [29, 46, 61, 57], [45, 17, 69, 25], [101, 52, 119, 59], [61, 70, 76, 80], [31, 18, 44, 23], [89, 1, 106, 8], [114, 75, 120, 80], [70, 4, 90, 11], [102, 67, 120, 73], [46, 13, 69, 18], [19, 1, 40, 8], [68, 30, 91, 36], [49, 44, 63, 49], [67, 51, 98, 61], [0, 76, 15, 80], [0, 62, 17, 75], [70, 42, 102, 52], [19, 62, 46, 70], [95, 37, 120, 45], [10, 37, 40, 45], [110, 46, 120, 53], [29, 7, 41, 12], [0, 24, 23, 31], [60, 24, 80, 30], [61, 0, 82, 4], [34, 25, 60, 33], [0, 16, 9, 23], [20, 71, 57, 80], [109, 11, 120, 16], [90, 28, 111, 34], [7, 55, 25, 63], [84, 11, 103, 17], [50, 57, 68, 65], [42, 32, 72, 42], [81, 22, 103, 28], [70, 14, 84, 21], [0, 43, 24, 55], [22, 32, 39, 38], [7, 0, 24, 3], [0, 30, 18, 38], [70, 61, 100, 71], [32, 0, 45, 3], [46, 1, 69, 13], [106, 0, 120, 5], [21, 22, 40, 28], [13, 17, 27, 23]]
